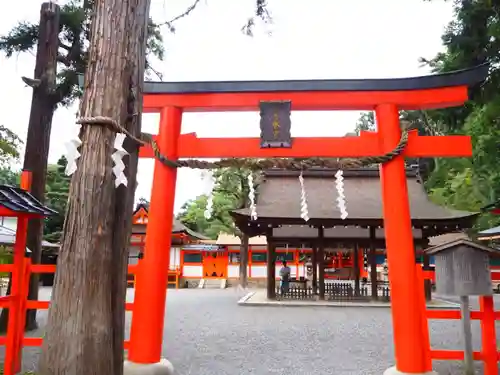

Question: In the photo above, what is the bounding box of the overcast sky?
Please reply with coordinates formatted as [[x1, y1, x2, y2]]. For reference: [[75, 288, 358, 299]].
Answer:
[[0, 0, 453, 212]]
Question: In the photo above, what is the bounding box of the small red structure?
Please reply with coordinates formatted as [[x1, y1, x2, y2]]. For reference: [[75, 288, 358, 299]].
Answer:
[[0, 171, 56, 375]]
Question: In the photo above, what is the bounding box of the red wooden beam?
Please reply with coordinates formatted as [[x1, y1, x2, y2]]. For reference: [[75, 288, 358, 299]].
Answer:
[[430, 350, 483, 361], [139, 131, 472, 159], [143, 86, 469, 113]]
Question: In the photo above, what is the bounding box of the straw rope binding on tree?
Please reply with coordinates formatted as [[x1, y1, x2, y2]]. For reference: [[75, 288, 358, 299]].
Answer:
[[76, 116, 412, 171]]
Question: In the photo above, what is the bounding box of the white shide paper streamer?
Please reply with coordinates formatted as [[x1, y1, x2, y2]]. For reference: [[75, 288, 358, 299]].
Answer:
[[298, 172, 310, 222], [202, 171, 216, 220], [64, 123, 82, 176], [335, 169, 348, 220], [111, 133, 129, 188], [247, 173, 257, 220]]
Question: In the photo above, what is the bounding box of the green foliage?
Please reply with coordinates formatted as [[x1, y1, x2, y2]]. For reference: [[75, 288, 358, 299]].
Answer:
[[0, 0, 165, 106], [0, 246, 13, 278], [0, 368, 35, 375], [177, 168, 258, 239], [413, 0, 500, 233], [0, 167, 20, 186], [0, 126, 22, 168], [354, 112, 375, 134], [0, 0, 272, 106], [43, 157, 70, 242]]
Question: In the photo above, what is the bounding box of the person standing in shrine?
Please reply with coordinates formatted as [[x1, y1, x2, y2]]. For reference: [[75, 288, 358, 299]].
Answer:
[[279, 261, 291, 295]]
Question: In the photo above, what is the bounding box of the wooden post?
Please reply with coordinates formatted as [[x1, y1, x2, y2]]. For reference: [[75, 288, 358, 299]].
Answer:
[[267, 242, 276, 299], [369, 227, 378, 301], [11, 1, 60, 333], [376, 104, 429, 373], [353, 244, 360, 296], [459, 296, 474, 375], [129, 107, 182, 363], [312, 245, 317, 293], [479, 296, 498, 375], [239, 234, 249, 288], [317, 227, 325, 300], [422, 253, 432, 302]]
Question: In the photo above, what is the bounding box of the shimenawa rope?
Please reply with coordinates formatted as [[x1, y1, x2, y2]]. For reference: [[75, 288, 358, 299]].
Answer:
[[76, 116, 412, 171]]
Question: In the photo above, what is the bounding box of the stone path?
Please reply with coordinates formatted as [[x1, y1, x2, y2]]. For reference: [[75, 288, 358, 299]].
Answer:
[[1, 287, 498, 374]]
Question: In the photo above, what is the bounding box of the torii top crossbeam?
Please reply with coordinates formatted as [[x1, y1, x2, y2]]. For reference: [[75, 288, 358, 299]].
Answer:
[[142, 63, 488, 112], [139, 64, 488, 160]]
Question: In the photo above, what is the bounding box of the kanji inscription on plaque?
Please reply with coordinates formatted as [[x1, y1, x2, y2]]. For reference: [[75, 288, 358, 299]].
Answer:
[[259, 101, 292, 148]]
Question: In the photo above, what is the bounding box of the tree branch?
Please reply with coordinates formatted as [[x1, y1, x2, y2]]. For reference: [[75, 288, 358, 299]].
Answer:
[[155, 0, 202, 32], [146, 63, 163, 81], [58, 42, 70, 52]]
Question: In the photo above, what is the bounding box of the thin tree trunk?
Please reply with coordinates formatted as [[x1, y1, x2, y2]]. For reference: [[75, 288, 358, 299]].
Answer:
[[239, 234, 249, 288], [0, 2, 59, 333], [37, 0, 150, 374]]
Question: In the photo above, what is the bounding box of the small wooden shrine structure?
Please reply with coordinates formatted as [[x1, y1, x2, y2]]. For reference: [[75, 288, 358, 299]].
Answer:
[[231, 168, 478, 301], [0, 172, 57, 375], [128, 203, 207, 287]]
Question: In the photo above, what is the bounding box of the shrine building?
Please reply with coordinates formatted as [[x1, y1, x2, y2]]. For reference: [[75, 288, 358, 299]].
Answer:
[[127, 167, 477, 296], [230, 167, 477, 299]]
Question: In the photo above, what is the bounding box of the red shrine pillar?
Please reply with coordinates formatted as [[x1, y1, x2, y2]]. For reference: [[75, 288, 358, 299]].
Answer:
[[376, 104, 431, 374], [128, 107, 182, 368]]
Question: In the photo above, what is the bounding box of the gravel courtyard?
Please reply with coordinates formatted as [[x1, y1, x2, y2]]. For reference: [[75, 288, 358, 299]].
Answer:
[[1, 287, 497, 374]]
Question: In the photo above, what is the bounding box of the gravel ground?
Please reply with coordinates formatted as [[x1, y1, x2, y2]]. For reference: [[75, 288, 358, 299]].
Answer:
[[1, 287, 498, 375]]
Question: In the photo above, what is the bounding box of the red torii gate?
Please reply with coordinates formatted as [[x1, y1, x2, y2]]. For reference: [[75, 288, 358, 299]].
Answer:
[[128, 64, 488, 375]]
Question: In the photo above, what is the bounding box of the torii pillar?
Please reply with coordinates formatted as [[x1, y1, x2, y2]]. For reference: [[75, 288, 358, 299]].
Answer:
[[377, 104, 435, 375]]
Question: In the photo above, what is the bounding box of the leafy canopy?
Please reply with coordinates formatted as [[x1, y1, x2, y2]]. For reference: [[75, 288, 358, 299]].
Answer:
[[0, 0, 165, 106], [177, 168, 258, 239], [0, 0, 272, 107]]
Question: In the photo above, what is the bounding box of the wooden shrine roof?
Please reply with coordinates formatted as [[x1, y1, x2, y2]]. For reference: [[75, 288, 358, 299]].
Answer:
[[477, 225, 500, 241], [132, 204, 208, 240], [231, 168, 478, 235], [0, 185, 57, 217]]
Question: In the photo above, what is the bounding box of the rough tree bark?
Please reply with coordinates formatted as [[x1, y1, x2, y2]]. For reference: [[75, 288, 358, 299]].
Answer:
[[0, 2, 60, 333], [239, 234, 249, 288], [37, 0, 150, 374]]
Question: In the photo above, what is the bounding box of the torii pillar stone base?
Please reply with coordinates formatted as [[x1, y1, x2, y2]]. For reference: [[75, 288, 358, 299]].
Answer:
[[384, 366, 438, 375], [124, 359, 174, 375]]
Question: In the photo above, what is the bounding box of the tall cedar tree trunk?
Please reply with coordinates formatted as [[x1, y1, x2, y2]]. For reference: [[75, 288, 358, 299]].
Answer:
[[0, 2, 60, 333], [239, 234, 249, 288], [37, 0, 150, 373]]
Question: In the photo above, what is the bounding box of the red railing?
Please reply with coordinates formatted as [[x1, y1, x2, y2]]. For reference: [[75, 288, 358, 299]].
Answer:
[[1, 261, 499, 375], [419, 267, 499, 375], [0, 260, 138, 375]]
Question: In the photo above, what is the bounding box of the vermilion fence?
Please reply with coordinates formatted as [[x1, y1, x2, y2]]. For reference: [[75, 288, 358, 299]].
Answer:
[[0, 262, 498, 375], [0, 259, 138, 375], [417, 266, 499, 375]]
